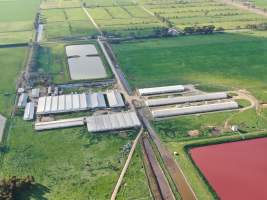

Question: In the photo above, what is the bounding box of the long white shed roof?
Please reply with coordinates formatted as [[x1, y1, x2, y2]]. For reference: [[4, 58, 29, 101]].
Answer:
[[23, 102, 35, 121], [152, 101, 238, 118], [139, 85, 185, 96], [86, 112, 141, 132], [87, 93, 106, 109], [106, 91, 125, 108], [146, 92, 228, 107], [35, 117, 85, 131], [17, 93, 28, 108]]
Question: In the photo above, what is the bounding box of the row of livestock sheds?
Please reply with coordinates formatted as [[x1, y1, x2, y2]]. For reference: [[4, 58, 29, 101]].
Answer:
[[138, 85, 185, 96], [146, 92, 228, 107], [37, 93, 90, 115], [152, 102, 239, 118], [86, 112, 141, 132], [36, 91, 125, 115]]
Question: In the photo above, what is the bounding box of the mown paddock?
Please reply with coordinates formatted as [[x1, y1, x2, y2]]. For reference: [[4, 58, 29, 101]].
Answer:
[[112, 32, 267, 101]]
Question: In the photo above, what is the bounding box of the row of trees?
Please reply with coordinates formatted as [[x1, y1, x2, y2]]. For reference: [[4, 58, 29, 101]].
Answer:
[[246, 23, 267, 30], [0, 176, 35, 200], [183, 25, 224, 34]]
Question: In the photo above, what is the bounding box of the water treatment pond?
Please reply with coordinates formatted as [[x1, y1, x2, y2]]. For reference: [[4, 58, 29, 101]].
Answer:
[[66, 45, 107, 80], [190, 138, 267, 200]]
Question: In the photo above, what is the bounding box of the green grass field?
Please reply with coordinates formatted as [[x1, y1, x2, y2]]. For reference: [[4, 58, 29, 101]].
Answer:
[[0, 47, 27, 117], [113, 32, 267, 101], [0, 0, 40, 44], [0, 117, 142, 199], [116, 144, 152, 200]]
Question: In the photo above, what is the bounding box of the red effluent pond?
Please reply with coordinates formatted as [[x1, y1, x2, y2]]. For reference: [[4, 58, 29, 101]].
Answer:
[[190, 138, 267, 200]]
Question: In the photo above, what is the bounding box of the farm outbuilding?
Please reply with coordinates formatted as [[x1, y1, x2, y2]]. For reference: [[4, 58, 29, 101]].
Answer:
[[87, 93, 106, 109], [106, 90, 125, 108], [0, 114, 6, 143], [17, 93, 28, 108], [35, 117, 85, 131], [146, 92, 228, 107], [152, 101, 239, 118], [86, 112, 141, 132], [138, 85, 185, 96], [31, 88, 40, 98], [23, 102, 35, 121]]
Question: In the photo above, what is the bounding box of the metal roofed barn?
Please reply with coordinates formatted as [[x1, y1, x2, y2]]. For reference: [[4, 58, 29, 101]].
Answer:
[[86, 112, 141, 132], [146, 92, 228, 107], [23, 102, 35, 121], [152, 101, 239, 118], [17, 93, 28, 108], [66, 44, 98, 57], [37, 93, 108, 115], [31, 88, 40, 98], [106, 90, 125, 108], [87, 93, 106, 109], [35, 117, 85, 131], [138, 85, 185, 96]]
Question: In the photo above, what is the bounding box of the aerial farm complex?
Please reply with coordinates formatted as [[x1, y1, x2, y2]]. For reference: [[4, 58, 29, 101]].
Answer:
[[0, 0, 267, 200]]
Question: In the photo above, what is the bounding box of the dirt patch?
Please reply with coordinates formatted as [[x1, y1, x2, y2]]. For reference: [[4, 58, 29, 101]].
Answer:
[[188, 130, 200, 137]]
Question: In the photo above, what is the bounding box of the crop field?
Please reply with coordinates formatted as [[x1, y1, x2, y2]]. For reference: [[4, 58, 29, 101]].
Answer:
[[87, 6, 165, 37], [0, 117, 141, 199], [0, 0, 40, 44], [41, 8, 98, 40], [113, 32, 267, 101], [139, 0, 267, 30], [0, 47, 27, 117]]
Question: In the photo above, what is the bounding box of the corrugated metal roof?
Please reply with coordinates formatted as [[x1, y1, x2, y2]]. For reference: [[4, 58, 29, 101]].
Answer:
[[139, 85, 185, 96], [88, 93, 106, 109], [72, 94, 80, 111], [31, 88, 40, 98], [106, 91, 125, 108], [35, 117, 85, 131], [152, 101, 239, 118], [37, 97, 46, 114], [23, 102, 35, 121], [86, 112, 141, 132], [17, 93, 28, 108], [146, 92, 228, 107]]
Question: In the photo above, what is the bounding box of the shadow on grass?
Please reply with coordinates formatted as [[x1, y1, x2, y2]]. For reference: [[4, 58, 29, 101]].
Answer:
[[15, 183, 50, 200]]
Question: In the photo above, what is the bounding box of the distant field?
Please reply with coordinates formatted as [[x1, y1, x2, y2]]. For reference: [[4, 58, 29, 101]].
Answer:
[[145, 0, 267, 30], [41, 8, 98, 40], [0, 0, 40, 44], [113, 33, 267, 101], [0, 117, 144, 199], [0, 47, 26, 117]]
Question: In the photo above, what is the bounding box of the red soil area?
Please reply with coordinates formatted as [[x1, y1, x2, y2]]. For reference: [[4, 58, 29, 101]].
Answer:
[[190, 138, 267, 200]]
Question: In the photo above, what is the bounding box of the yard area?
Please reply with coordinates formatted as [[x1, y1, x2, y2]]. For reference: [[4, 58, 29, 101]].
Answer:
[[113, 32, 267, 101]]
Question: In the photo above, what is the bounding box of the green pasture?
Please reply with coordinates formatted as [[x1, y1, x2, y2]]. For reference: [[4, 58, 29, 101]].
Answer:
[[116, 144, 152, 200], [0, 117, 138, 199], [0, 47, 27, 117], [113, 32, 267, 101]]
